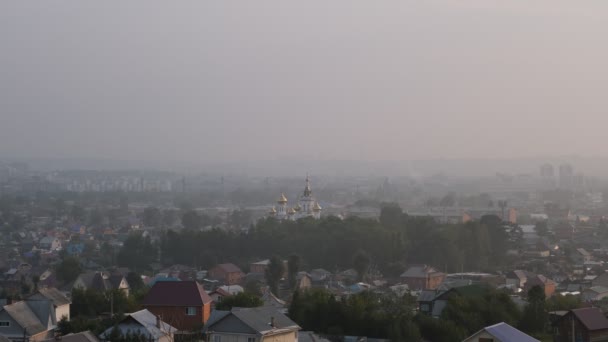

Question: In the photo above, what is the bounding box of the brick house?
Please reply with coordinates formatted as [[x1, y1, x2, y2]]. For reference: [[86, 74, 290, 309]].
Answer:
[[400, 265, 446, 290], [142, 281, 212, 331], [208, 263, 245, 285]]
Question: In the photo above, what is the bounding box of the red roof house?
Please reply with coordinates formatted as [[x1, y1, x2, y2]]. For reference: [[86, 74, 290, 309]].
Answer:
[[142, 281, 212, 331]]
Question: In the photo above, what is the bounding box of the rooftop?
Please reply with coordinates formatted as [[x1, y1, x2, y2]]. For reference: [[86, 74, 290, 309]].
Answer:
[[142, 280, 212, 307]]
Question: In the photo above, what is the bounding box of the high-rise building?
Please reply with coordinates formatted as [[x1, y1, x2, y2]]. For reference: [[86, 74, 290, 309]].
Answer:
[[559, 163, 574, 189], [540, 163, 554, 179]]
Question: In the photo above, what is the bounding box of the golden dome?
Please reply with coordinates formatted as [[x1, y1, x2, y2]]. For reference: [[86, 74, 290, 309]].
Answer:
[[288, 208, 296, 215], [269, 207, 277, 215], [313, 202, 322, 211], [294, 204, 301, 212], [278, 193, 288, 204]]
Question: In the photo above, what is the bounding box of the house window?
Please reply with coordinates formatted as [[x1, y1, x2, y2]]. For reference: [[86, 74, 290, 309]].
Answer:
[[213, 336, 221, 342], [186, 307, 197, 316], [0, 321, 9, 327]]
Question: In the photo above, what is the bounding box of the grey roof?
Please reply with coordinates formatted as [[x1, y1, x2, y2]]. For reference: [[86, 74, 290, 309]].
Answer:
[[0, 335, 10, 342], [400, 265, 444, 278], [128, 309, 177, 338], [100, 309, 176, 340], [208, 307, 300, 336], [431, 300, 448, 317], [417, 290, 439, 302], [31, 288, 71, 307], [205, 310, 231, 328], [42, 331, 100, 342], [232, 307, 299, 335], [3, 300, 53, 336], [586, 286, 608, 294], [466, 322, 539, 342], [261, 288, 286, 308]]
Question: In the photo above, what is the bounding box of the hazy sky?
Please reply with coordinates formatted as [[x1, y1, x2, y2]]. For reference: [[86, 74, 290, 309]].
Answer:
[[1, 1, 608, 163]]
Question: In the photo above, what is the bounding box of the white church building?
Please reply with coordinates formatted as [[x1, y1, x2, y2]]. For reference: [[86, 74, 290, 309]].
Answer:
[[269, 176, 322, 220]]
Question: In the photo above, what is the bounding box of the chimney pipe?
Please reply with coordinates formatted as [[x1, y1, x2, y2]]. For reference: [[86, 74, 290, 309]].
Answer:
[[270, 316, 275, 328], [156, 315, 161, 329]]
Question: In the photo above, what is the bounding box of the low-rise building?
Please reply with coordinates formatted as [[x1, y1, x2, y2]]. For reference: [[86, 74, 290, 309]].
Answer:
[[99, 309, 176, 342], [400, 265, 445, 290], [142, 281, 212, 331], [208, 264, 245, 285], [463, 322, 538, 342], [554, 308, 608, 342], [205, 307, 300, 342]]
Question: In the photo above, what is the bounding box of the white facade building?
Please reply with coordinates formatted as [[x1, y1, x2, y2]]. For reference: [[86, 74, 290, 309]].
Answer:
[[269, 176, 322, 220]]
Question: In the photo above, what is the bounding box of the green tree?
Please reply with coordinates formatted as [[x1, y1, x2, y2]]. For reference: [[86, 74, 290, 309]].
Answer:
[[519, 285, 547, 335], [56, 257, 82, 283], [125, 272, 145, 292], [353, 249, 371, 282], [142, 206, 162, 227], [265, 255, 284, 295], [181, 210, 202, 230], [116, 234, 157, 271], [215, 292, 263, 310], [379, 203, 405, 230], [287, 254, 301, 289], [546, 294, 582, 311]]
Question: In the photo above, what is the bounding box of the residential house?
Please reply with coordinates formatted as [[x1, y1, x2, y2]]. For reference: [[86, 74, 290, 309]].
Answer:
[[400, 265, 445, 290], [309, 269, 332, 282], [260, 288, 287, 312], [592, 272, 608, 288], [582, 286, 608, 302], [506, 270, 528, 289], [209, 286, 244, 308], [524, 274, 556, 298], [419, 285, 495, 318], [42, 331, 99, 342], [99, 309, 176, 342], [208, 264, 245, 285], [507, 271, 556, 297], [28, 288, 71, 321], [295, 273, 312, 291], [0, 299, 56, 341], [463, 322, 539, 342], [218, 285, 244, 296], [141, 280, 212, 331], [209, 288, 232, 308], [38, 237, 61, 252], [205, 307, 300, 342], [576, 248, 593, 264], [250, 260, 270, 274], [71, 271, 130, 296], [417, 289, 445, 317], [554, 308, 608, 342]]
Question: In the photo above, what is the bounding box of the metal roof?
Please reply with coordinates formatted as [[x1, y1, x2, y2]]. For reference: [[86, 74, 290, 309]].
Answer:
[[484, 322, 539, 342], [142, 280, 212, 306]]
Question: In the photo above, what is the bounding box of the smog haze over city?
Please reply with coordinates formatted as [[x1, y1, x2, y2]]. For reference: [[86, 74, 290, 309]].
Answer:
[[3, 2, 608, 342]]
